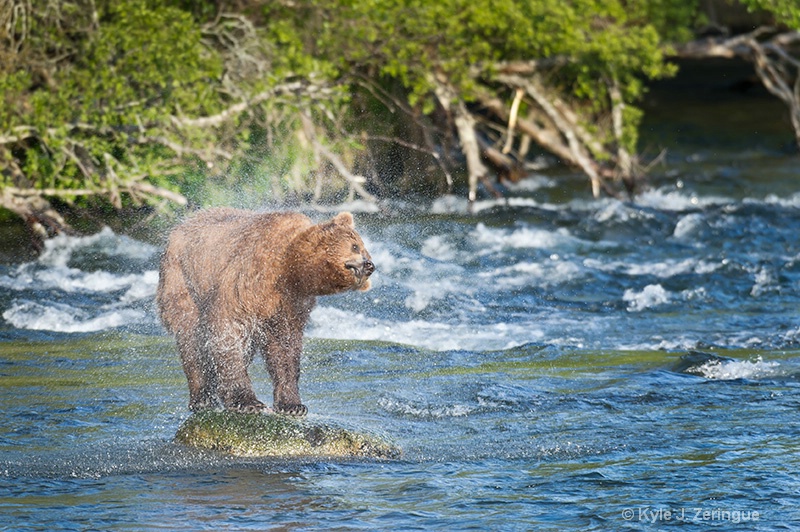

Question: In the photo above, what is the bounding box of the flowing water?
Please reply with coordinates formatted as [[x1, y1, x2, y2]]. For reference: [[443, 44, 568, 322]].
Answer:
[[2, 74, 800, 529]]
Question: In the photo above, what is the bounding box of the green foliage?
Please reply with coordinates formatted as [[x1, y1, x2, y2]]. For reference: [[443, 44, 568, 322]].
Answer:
[[1, 0, 790, 220], [312, 0, 685, 157], [739, 0, 800, 29], [0, 0, 223, 204], [626, 0, 704, 43]]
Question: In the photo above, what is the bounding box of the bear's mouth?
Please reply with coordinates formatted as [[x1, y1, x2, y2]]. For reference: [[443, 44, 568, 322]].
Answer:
[[345, 258, 375, 286]]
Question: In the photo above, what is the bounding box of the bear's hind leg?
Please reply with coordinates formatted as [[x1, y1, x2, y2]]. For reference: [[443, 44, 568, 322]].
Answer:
[[206, 319, 268, 414], [157, 257, 218, 412], [216, 359, 267, 414], [177, 329, 219, 412]]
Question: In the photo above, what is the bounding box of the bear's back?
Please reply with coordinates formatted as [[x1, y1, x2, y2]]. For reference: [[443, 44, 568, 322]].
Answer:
[[165, 209, 314, 311], [175, 208, 312, 256], [181, 208, 309, 235]]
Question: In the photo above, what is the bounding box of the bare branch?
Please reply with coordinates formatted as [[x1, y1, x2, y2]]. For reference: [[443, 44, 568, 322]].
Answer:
[[608, 75, 634, 180], [470, 58, 571, 78], [173, 81, 332, 129], [502, 88, 524, 154], [136, 135, 234, 161], [0, 125, 38, 144], [300, 113, 377, 203], [1, 185, 73, 246], [2, 180, 187, 206], [128, 180, 188, 205], [673, 27, 777, 59]]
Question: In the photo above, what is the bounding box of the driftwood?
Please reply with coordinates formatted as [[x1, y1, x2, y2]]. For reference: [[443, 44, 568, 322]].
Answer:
[[432, 52, 651, 205], [0, 187, 73, 249], [432, 75, 489, 205], [676, 29, 800, 149]]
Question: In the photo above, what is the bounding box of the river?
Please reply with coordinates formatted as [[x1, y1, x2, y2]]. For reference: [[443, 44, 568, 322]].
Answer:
[[1, 61, 799, 530]]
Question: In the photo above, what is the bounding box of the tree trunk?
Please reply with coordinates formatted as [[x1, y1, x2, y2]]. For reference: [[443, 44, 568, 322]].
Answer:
[[452, 101, 488, 204], [608, 76, 637, 195], [433, 77, 488, 206]]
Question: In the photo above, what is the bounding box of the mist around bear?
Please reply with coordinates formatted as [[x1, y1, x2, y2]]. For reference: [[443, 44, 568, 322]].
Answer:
[[157, 209, 374, 416]]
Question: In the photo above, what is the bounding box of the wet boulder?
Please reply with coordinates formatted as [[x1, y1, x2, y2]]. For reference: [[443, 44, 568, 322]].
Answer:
[[175, 410, 401, 459]]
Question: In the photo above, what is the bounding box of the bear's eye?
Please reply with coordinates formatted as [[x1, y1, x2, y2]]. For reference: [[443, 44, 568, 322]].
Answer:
[[351, 244, 360, 253]]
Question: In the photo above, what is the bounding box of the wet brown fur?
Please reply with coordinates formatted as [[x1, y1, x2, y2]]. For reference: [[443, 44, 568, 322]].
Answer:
[[156, 208, 373, 416]]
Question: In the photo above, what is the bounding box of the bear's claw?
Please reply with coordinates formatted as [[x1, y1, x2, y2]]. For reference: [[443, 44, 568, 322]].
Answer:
[[230, 401, 270, 414], [189, 400, 218, 412], [275, 403, 308, 417]]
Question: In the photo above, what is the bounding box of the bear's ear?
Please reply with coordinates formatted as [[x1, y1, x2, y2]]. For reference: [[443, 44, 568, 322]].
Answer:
[[332, 212, 355, 229]]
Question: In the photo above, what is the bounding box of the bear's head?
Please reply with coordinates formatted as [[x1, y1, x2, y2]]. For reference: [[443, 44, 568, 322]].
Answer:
[[286, 212, 374, 296]]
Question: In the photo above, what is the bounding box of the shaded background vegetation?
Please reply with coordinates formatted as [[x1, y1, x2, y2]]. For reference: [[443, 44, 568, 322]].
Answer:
[[0, 0, 798, 242]]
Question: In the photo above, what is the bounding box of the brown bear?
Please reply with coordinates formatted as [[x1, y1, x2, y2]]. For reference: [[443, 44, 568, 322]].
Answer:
[[156, 208, 374, 416]]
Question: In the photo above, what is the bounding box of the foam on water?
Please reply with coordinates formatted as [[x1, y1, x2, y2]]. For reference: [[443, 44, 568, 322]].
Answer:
[[511, 185, 736, 218], [2, 183, 798, 350], [750, 265, 780, 297], [377, 395, 476, 419], [760, 191, 800, 208], [634, 187, 732, 211], [672, 212, 706, 239], [695, 356, 781, 381], [480, 259, 584, 289], [3, 300, 147, 333], [420, 235, 459, 262], [363, 239, 473, 315], [432, 183, 784, 219], [0, 227, 159, 334], [585, 257, 722, 278], [38, 226, 156, 267], [471, 222, 593, 253], [307, 305, 541, 352], [623, 284, 671, 311], [0, 266, 153, 294]]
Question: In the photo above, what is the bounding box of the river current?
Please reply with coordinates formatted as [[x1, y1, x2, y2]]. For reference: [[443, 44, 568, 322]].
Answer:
[[2, 80, 800, 528]]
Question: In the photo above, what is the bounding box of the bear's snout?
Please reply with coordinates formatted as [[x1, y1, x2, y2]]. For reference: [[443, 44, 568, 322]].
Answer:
[[345, 258, 375, 292], [346, 258, 375, 278], [363, 259, 375, 276]]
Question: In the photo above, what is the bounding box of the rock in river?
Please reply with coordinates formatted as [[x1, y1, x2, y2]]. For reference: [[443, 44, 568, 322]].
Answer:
[[175, 410, 401, 459]]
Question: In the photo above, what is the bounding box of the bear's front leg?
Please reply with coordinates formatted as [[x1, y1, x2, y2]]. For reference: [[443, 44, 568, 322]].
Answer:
[[263, 319, 308, 417], [267, 347, 307, 417]]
